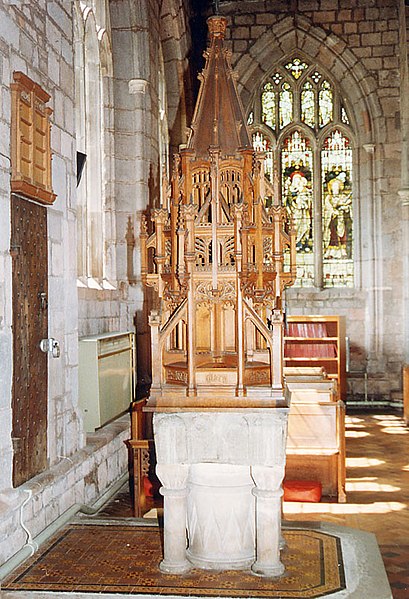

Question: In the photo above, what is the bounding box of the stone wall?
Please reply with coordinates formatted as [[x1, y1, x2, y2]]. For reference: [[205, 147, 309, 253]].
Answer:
[[0, 0, 132, 568], [106, 0, 194, 389]]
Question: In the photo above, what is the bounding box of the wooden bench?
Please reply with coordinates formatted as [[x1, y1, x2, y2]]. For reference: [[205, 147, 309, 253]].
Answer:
[[285, 399, 346, 502]]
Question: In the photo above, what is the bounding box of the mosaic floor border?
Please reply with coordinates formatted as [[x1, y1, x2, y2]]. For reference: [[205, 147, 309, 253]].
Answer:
[[1, 524, 344, 598]]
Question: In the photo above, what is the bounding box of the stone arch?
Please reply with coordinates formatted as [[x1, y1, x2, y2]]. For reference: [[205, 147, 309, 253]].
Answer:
[[91, 0, 108, 32], [160, 0, 193, 152], [234, 14, 383, 148], [73, 1, 87, 277], [83, 8, 104, 280], [75, 3, 116, 285], [74, 1, 86, 148], [99, 29, 113, 77]]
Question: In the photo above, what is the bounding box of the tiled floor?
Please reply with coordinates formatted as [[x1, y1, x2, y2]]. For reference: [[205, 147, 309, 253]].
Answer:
[[2, 411, 408, 598], [1, 525, 346, 597], [283, 412, 409, 599]]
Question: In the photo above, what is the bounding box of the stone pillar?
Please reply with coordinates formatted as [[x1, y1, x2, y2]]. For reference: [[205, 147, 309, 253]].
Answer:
[[313, 148, 323, 289], [156, 463, 190, 574], [399, 0, 409, 364], [362, 143, 384, 373], [251, 465, 285, 577]]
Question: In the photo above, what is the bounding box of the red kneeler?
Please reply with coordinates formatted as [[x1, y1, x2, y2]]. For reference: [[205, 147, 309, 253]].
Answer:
[[143, 475, 161, 498], [283, 480, 322, 502]]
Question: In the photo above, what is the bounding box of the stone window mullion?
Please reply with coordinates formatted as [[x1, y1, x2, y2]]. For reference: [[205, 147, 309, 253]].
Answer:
[[293, 81, 301, 123], [314, 145, 323, 289], [254, 84, 262, 124]]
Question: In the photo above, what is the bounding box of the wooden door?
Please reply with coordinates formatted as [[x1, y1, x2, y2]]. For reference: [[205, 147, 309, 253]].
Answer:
[[11, 195, 48, 487]]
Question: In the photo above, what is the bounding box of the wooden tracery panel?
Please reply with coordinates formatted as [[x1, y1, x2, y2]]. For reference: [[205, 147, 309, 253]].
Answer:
[[11, 71, 56, 205], [11, 196, 48, 486]]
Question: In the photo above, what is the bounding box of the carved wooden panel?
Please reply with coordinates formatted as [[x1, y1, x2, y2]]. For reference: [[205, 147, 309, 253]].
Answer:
[[11, 195, 48, 487], [11, 71, 56, 205]]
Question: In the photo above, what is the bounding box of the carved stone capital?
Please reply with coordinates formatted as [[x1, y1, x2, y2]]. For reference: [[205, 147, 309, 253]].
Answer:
[[398, 188, 409, 206], [363, 143, 375, 154], [251, 464, 286, 492], [148, 310, 161, 326], [128, 78, 148, 95], [156, 462, 189, 490]]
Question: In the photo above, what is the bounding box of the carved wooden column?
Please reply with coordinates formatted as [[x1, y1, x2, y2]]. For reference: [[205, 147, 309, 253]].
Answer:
[[148, 311, 161, 393], [271, 309, 284, 393]]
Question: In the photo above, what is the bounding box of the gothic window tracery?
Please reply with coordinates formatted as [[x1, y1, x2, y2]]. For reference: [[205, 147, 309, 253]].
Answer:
[[248, 56, 354, 288]]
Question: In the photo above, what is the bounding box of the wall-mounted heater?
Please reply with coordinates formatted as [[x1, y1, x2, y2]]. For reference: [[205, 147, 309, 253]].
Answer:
[[78, 331, 135, 432]]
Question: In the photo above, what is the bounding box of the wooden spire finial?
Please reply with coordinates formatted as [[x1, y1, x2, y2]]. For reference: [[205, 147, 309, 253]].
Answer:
[[207, 15, 227, 39]]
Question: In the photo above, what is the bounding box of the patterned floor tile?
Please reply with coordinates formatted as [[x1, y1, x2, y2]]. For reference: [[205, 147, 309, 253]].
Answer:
[[2, 525, 345, 598]]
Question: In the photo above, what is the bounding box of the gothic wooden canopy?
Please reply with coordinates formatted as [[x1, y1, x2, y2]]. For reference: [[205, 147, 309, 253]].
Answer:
[[142, 16, 296, 410]]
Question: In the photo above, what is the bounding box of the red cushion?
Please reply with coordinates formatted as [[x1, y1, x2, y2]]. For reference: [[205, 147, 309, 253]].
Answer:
[[283, 480, 322, 502], [143, 475, 154, 497]]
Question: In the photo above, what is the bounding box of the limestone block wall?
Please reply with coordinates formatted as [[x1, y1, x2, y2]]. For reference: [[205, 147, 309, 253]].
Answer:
[[214, 0, 403, 401]]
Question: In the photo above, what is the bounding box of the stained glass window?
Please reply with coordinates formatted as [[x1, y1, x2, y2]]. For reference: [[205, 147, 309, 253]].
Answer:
[[321, 130, 353, 287], [319, 80, 333, 127], [261, 82, 276, 129], [311, 71, 322, 84], [301, 81, 315, 128], [272, 72, 282, 85], [254, 59, 354, 288], [279, 82, 293, 128], [282, 131, 314, 285], [252, 131, 274, 182]]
